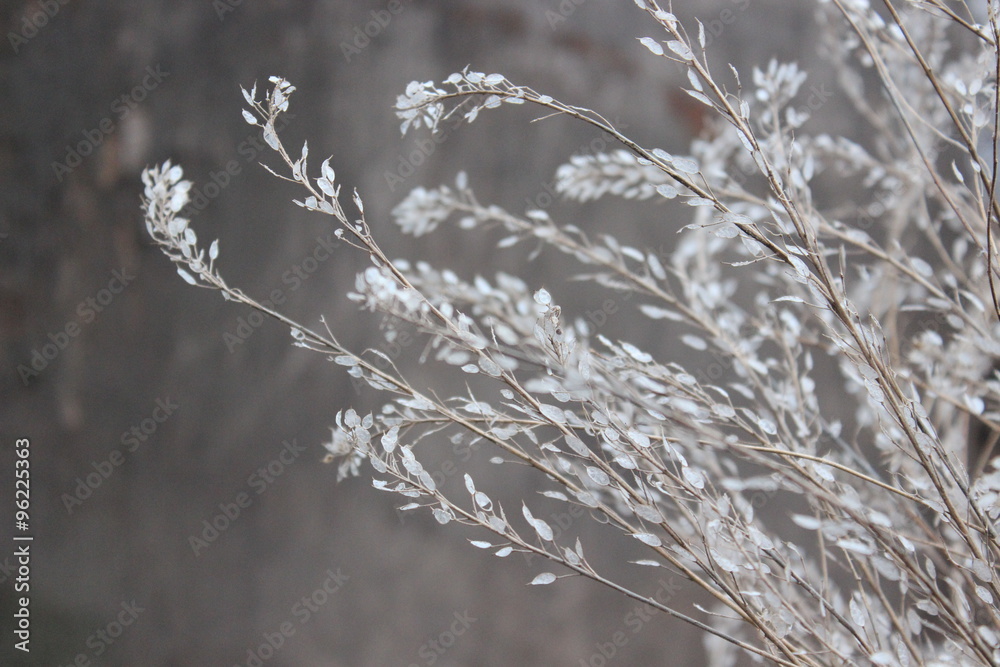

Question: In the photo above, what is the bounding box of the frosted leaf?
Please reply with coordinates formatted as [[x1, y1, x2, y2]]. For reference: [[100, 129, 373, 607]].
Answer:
[[539, 403, 568, 424], [470, 540, 492, 549], [565, 434, 590, 457], [483, 73, 505, 85], [909, 257, 933, 277], [758, 418, 777, 435], [464, 473, 476, 495], [656, 184, 678, 199], [627, 430, 650, 448], [634, 504, 662, 522], [380, 426, 399, 453], [747, 526, 773, 550], [177, 267, 197, 285], [811, 462, 834, 482], [667, 40, 694, 60], [976, 586, 994, 604], [925, 557, 936, 580], [633, 532, 663, 547], [639, 304, 682, 321], [639, 37, 664, 56], [474, 492, 492, 509], [530, 572, 557, 585], [792, 514, 821, 530], [681, 334, 707, 350], [495, 547, 513, 558], [682, 466, 706, 489], [710, 548, 740, 572], [432, 508, 452, 524], [263, 125, 280, 150], [965, 395, 985, 415], [523, 504, 554, 541], [837, 539, 874, 555], [712, 403, 736, 419], [621, 342, 652, 363], [634, 559, 662, 567], [849, 596, 866, 627], [586, 467, 611, 486], [672, 157, 699, 174], [534, 288, 552, 305], [972, 559, 993, 582], [478, 356, 502, 377]]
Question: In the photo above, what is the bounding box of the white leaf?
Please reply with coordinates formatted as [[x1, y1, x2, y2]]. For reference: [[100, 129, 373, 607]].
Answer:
[[667, 40, 693, 60], [682, 466, 705, 489], [380, 426, 399, 453], [262, 125, 279, 150], [530, 572, 557, 585], [849, 597, 866, 627], [564, 434, 590, 457], [639, 37, 663, 56], [586, 467, 611, 486], [539, 403, 567, 424], [633, 532, 662, 547], [208, 239, 219, 260], [177, 267, 197, 285]]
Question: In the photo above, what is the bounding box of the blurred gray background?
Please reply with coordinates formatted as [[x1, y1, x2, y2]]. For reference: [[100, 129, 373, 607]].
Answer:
[[1, 1, 816, 664]]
